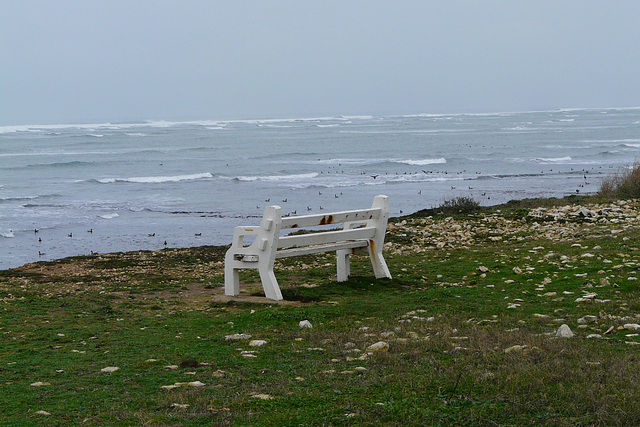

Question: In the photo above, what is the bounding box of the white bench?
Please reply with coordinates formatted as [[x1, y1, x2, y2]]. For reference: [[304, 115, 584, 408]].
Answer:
[[224, 195, 392, 300]]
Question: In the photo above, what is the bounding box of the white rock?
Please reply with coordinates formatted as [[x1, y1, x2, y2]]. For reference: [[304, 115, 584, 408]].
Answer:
[[556, 324, 574, 338], [172, 403, 190, 409], [577, 315, 598, 324], [160, 385, 180, 390], [252, 393, 273, 400], [30, 382, 51, 387], [100, 366, 119, 373], [35, 411, 51, 416], [366, 341, 389, 352], [249, 339, 268, 347], [623, 323, 640, 332], [299, 320, 313, 329], [504, 345, 527, 353], [225, 333, 252, 340], [586, 334, 602, 339], [513, 267, 523, 274]]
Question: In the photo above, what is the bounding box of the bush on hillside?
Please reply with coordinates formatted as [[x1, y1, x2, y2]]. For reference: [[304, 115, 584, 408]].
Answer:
[[599, 162, 640, 200], [436, 196, 481, 215]]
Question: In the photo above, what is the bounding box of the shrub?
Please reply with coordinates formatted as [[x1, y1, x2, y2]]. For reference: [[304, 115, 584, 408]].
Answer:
[[598, 162, 640, 200], [436, 196, 481, 215]]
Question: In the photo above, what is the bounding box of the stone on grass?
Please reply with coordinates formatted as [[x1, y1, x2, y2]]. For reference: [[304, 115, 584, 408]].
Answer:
[[556, 324, 574, 338], [172, 403, 190, 409], [366, 341, 389, 352], [35, 411, 51, 416], [212, 370, 228, 378], [504, 345, 527, 354], [225, 333, 252, 341], [252, 393, 273, 400], [299, 320, 313, 329], [578, 315, 598, 324], [30, 382, 51, 387], [587, 334, 602, 339], [100, 366, 119, 373], [249, 339, 268, 347], [624, 323, 640, 332]]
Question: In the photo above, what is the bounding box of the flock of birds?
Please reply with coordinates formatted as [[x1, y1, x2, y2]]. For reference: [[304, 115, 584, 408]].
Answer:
[[12, 166, 601, 260]]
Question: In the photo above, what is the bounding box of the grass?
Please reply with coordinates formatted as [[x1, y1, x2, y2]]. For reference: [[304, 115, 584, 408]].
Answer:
[[2, 196, 640, 425]]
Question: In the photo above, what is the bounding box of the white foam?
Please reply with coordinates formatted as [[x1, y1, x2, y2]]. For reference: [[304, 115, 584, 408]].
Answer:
[[234, 173, 318, 182], [536, 156, 573, 163], [397, 158, 447, 166], [1, 230, 15, 238], [340, 115, 374, 120], [314, 158, 372, 165], [99, 213, 119, 219], [98, 172, 213, 184]]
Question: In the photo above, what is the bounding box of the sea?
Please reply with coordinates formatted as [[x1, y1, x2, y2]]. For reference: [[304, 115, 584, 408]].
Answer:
[[1, 108, 639, 270]]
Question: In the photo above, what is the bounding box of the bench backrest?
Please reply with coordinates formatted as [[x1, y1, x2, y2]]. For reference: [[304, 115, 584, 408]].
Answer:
[[277, 208, 382, 250]]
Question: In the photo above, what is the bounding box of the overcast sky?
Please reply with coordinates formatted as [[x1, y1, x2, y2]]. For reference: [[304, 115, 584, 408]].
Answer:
[[1, 1, 639, 125]]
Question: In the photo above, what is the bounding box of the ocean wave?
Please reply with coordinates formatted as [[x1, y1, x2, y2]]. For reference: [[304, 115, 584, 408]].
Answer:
[[536, 156, 573, 163], [308, 157, 447, 167], [230, 172, 319, 182], [396, 158, 447, 166], [99, 213, 119, 219], [1, 195, 40, 203], [314, 158, 375, 165], [97, 172, 214, 184], [1, 193, 60, 204]]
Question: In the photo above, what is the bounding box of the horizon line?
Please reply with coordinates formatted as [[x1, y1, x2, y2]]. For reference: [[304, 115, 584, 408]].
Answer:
[[2, 105, 639, 130]]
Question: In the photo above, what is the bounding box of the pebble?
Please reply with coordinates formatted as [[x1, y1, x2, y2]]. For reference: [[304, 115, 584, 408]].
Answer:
[[172, 403, 190, 409], [30, 382, 51, 387], [252, 394, 273, 400], [366, 341, 389, 352], [100, 367, 119, 373], [299, 320, 313, 329], [556, 324, 574, 338], [249, 340, 268, 347], [504, 345, 527, 353], [225, 333, 252, 340], [577, 315, 598, 324], [623, 323, 640, 332], [35, 411, 51, 416]]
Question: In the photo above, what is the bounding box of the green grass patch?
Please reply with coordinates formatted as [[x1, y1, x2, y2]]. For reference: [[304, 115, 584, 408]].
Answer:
[[2, 199, 640, 425]]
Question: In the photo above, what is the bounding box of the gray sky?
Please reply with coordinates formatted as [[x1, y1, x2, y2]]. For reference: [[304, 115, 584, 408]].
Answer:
[[2, 1, 639, 125]]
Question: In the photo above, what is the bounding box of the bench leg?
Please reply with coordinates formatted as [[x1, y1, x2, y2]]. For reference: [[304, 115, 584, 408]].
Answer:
[[224, 263, 240, 296], [259, 267, 283, 301], [336, 249, 351, 282], [368, 241, 392, 279]]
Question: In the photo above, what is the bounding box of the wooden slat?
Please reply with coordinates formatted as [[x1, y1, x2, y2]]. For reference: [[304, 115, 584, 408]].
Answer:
[[277, 227, 376, 250], [275, 240, 368, 259], [280, 208, 381, 230]]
